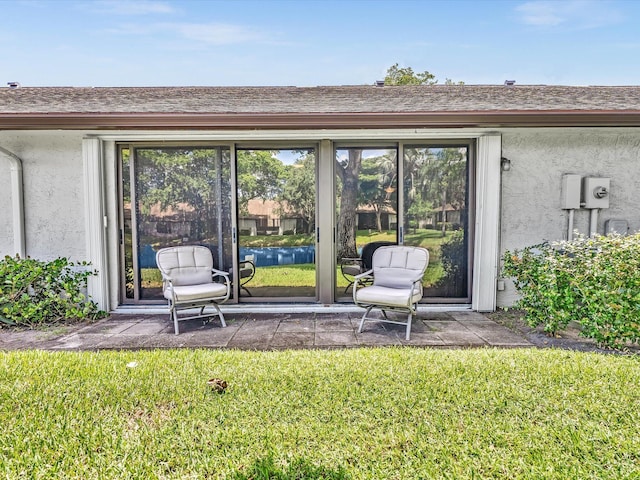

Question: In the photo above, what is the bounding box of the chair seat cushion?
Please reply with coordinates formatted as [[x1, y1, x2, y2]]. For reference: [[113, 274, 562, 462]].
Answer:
[[239, 266, 253, 278], [165, 282, 228, 302], [342, 265, 362, 276], [355, 285, 422, 307]]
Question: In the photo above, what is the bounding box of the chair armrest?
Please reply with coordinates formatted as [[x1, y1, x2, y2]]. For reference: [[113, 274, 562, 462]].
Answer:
[[159, 272, 174, 289], [159, 271, 172, 281], [212, 268, 231, 282], [352, 269, 375, 304], [354, 269, 373, 280], [212, 268, 231, 299], [238, 260, 256, 285], [352, 269, 374, 301], [340, 257, 362, 264]]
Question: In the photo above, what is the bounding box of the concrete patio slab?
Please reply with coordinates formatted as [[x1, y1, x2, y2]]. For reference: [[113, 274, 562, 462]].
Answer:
[[277, 319, 315, 333], [435, 330, 489, 347], [0, 310, 538, 351], [315, 330, 359, 347], [271, 332, 315, 349], [315, 317, 354, 332]]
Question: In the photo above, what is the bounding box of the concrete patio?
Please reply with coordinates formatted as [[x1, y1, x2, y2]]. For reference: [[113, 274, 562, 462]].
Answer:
[[0, 308, 533, 351]]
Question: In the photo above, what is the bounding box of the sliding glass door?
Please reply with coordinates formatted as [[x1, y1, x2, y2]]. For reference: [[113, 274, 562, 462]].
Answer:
[[335, 147, 398, 299], [120, 146, 232, 302], [236, 148, 317, 299], [403, 145, 471, 300], [118, 141, 471, 305], [334, 143, 471, 302]]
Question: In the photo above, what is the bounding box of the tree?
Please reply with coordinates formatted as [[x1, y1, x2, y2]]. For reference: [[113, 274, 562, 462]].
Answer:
[[357, 154, 397, 232], [333, 65, 463, 260], [384, 63, 437, 85], [236, 150, 286, 216], [135, 148, 228, 242], [403, 147, 467, 236], [336, 149, 362, 259], [383, 63, 463, 86], [280, 153, 316, 234]]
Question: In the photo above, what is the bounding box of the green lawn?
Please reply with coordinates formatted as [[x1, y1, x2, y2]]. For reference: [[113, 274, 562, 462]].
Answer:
[[1, 348, 638, 479], [139, 229, 453, 289], [244, 229, 452, 288]]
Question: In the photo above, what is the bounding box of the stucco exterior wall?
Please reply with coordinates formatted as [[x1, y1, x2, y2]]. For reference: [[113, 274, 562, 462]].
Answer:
[[0, 149, 12, 252], [2, 126, 640, 310], [0, 131, 88, 261], [497, 127, 640, 306]]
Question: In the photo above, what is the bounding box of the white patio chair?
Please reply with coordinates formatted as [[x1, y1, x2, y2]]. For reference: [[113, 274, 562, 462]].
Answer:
[[155, 245, 230, 335], [353, 245, 429, 340]]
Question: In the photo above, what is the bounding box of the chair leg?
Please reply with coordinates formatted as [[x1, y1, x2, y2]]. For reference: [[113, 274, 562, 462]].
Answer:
[[212, 303, 227, 328], [199, 306, 208, 325], [171, 303, 180, 335], [358, 306, 373, 333], [405, 312, 412, 341]]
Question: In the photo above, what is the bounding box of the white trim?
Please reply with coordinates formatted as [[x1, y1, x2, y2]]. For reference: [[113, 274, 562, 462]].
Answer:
[[113, 303, 473, 315], [82, 138, 109, 310], [472, 134, 502, 311], [95, 128, 501, 312], [93, 128, 497, 142], [317, 139, 333, 303]]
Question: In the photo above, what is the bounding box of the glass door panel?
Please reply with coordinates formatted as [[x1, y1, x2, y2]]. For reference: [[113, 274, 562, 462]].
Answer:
[[403, 146, 470, 300], [335, 147, 398, 299], [121, 146, 232, 302], [236, 148, 316, 299]]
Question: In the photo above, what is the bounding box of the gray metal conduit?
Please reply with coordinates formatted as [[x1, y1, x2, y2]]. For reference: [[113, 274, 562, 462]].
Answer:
[[0, 146, 26, 257]]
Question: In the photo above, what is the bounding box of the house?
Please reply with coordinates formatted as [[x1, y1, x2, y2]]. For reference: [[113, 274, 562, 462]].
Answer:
[[2, 84, 640, 312], [239, 198, 305, 236]]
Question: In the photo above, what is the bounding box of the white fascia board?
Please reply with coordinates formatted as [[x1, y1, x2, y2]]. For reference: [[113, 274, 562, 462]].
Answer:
[[92, 128, 499, 142]]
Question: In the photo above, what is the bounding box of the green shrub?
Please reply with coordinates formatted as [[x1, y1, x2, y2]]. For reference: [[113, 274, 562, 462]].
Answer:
[[0, 255, 106, 328], [502, 234, 640, 348], [435, 229, 467, 294]]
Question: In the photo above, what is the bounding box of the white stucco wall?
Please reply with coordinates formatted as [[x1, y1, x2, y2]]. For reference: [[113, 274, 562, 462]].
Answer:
[[2, 126, 640, 310], [497, 127, 640, 306], [0, 149, 12, 253], [0, 131, 89, 261]]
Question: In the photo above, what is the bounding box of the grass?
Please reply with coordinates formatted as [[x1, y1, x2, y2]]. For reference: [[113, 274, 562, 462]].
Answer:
[[251, 264, 316, 287], [242, 229, 452, 288], [1, 348, 639, 479], [140, 229, 452, 289]]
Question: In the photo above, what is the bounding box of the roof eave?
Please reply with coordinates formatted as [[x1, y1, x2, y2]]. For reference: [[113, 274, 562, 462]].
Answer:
[[2, 111, 640, 130]]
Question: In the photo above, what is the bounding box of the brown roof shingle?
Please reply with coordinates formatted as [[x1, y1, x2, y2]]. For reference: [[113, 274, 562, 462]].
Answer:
[[2, 85, 640, 114], [2, 84, 640, 129]]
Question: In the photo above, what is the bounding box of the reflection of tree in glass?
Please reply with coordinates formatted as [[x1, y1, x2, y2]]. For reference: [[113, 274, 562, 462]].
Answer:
[[404, 147, 466, 236], [136, 148, 225, 242], [280, 152, 316, 234], [236, 150, 285, 216], [358, 152, 397, 233], [336, 150, 362, 259]]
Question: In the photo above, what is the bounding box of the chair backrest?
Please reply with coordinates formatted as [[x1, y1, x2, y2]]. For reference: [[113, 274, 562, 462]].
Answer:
[[155, 246, 213, 286], [361, 241, 396, 270], [372, 246, 429, 289]]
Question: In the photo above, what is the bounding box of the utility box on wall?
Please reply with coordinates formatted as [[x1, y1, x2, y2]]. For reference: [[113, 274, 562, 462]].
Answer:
[[561, 174, 582, 209], [605, 219, 628, 235], [582, 177, 610, 209]]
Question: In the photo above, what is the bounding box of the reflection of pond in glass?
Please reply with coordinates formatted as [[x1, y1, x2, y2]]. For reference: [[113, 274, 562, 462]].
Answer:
[[239, 246, 315, 267]]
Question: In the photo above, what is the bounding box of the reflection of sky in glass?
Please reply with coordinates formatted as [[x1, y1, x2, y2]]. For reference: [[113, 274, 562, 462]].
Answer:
[[274, 149, 312, 165], [335, 148, 396, 162]]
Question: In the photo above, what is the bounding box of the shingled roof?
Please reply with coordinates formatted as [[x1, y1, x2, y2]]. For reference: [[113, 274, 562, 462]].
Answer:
[[2, 84, 640, 129]]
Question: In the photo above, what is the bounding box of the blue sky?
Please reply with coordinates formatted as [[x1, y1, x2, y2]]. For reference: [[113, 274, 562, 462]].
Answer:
[[2, 0, 640, 87]]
